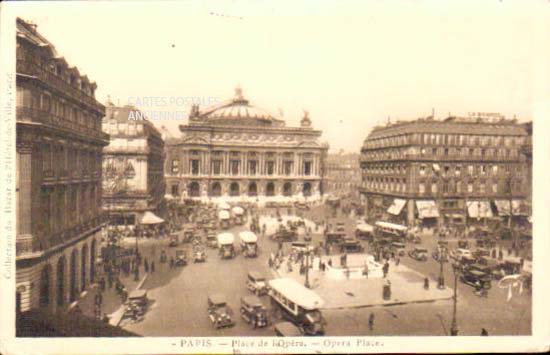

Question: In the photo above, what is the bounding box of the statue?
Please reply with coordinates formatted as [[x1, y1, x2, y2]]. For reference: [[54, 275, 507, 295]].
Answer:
[[301, 109, 312, 127]]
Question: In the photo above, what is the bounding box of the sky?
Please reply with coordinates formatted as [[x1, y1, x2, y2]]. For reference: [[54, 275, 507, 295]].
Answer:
[[7, 0, 549, 152]]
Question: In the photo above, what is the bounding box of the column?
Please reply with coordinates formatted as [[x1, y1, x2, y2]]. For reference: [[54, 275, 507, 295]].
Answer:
[[17, 145, 33, 240]]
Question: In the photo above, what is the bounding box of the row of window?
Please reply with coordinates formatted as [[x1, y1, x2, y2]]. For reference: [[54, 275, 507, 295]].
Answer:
[[17, 86, 101, 131], [364, 163, 520, 178], [364, 146, 521, 160], [42, 144, 102, 178], [172, 181, 313, 198], [39, 184, 101, 237], [170, 159, 314, 176], [365, 177, 523, 195], [18, 43, 96, 97], [364, 132, 526, 150]]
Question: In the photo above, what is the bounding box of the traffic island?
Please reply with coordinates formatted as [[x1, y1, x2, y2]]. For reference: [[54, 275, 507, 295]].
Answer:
[[274, 253, 454, 309]]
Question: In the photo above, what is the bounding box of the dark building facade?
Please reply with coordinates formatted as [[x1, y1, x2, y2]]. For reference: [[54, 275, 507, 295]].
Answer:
[[101, 104, 165, 226], [16, 18, 109, 313], [325, 151, 361, 197], [360, 114, 531, 227]]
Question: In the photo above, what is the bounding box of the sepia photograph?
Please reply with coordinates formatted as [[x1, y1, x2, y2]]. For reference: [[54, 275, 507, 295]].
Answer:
[[0, 0, 548, 354]]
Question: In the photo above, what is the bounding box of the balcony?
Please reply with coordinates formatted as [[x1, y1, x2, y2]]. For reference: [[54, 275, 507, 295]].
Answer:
[[17, 59, 104, 113], [361, 153, 521, 163]]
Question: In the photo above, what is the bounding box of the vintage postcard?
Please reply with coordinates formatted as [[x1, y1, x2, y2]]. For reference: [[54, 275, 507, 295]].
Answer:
[[0, 0, 549, 354]]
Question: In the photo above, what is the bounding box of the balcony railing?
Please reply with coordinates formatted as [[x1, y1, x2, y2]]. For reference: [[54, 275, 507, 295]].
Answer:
[[17, 59, 104, 113], [361, 153, 522, 163]]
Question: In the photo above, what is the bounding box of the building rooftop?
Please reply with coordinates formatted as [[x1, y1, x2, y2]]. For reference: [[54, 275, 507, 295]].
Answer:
[[366, 115, 528, 140]]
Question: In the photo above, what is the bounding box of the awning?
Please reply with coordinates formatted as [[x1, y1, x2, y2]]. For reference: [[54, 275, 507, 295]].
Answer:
[[511, 200, 529, 216], [494, 200, 511, 216], [467, 201, 493, 218], [218, 202, 231, 210], [218, 210, 230, 220], [416, 200, 439, 218], [375, 221, 408, 232], [387, 198, 407, 215], [356, 223, 374, 233], [139, 211, 165, 224], [232, 206, 244, 215]]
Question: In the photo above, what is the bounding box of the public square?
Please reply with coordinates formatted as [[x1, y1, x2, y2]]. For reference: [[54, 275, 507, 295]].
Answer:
[[103, 202, 531, 337]]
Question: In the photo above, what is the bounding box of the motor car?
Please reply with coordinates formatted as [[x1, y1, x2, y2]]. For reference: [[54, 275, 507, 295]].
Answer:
[[246, 271, 269, 296], [457, 240, 469, 249], [391, 242, 406, 257], [295, 202, 309, 210], [335, 222, 346, 233], [175, 249, 188, 266], [472, 248, 491, 260], [240, 295, 269, 328], [193, 246, 207, 263], [325, 231, 347, 245], [450, 248, 472, 261], [274, 321, 303, 337], [340, 238, 364, 253], [408, 247, 428, 261], [459, 265, 492, 289], [206, 233, 217, 248], [270, 227, 298, 242], [207, 294, 235, 329]]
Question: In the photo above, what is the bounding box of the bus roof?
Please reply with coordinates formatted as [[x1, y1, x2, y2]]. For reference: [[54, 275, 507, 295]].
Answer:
[[239, 231, 258, 243], [218, 210, 230, 220], [217, 232, 234, 245], [375, 221, 408, 231], [268, 278, 324, 310]]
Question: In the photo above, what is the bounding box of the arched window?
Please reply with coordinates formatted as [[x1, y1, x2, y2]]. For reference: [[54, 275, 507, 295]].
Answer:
[[188, 182, 200, 197], [230, 182, 240, 196], [39, 265, 51, 308], [266, 182, 275, 196], [56, 257, 66, 306], [303, 182, 312, 197], [283, 182, 292, 196], [211, 182, 222, 197], [248, 182, 257, 196]]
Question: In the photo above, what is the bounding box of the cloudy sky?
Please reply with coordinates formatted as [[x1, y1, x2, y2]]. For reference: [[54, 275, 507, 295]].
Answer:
[[7, 0, 549, 152]]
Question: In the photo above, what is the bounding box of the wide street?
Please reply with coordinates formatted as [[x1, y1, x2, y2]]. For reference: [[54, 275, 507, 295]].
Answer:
[[121, 203, 531, 336]]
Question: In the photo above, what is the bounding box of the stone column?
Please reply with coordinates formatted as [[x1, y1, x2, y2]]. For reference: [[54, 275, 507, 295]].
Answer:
[[407, 199, 415, 226], [16, 144, 33, 243]]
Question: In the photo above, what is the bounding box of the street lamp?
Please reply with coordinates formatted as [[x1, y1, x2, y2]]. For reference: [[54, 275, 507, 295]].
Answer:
[[134, 226, 140, 281], [437, 248, 445, 289], [304, 246, 311, 289], [450, 261, 460, 336]]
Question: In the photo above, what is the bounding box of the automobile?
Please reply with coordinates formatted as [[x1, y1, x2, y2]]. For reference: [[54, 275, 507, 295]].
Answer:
[[123, 289, 148, 320], [175, 249, 188, 266], [295, 202, 310, 210], [459, 265, 492, 289], [408, 247, 428, 261], [270, 227, 298, 242], [472, 248, 491, 260], [246, 271, 270, 296], [450, 248, 472, 261], [206, 233, 218, 248], [274, 321, 303, 337], [207, 294, 235, 329], [355, 223, 374, 241], [457, 240, 469, 249], [477, 257, 505, 279], [476, 238, 497, 249], [325, 231, 347, 245], [339, 238, 364, 253], [193, 246, 207, 263], [240, 295, 269, 328], [290, 242, 309, 254], [391, 242, 406, 257], [335, 222, 346, 233]]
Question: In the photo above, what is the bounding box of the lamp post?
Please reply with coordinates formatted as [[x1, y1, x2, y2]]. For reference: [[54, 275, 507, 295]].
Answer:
[[450, 261, 460, 336], [134, 225, 140, 281], [437, 249, 445, 289], [304, 246, 311, 289]]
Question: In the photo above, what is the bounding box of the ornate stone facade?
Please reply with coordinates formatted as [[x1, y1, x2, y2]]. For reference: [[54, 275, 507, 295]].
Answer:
[[15, 18, 108, 313], [101, 104, 165, 225], [165, 89, 328, 203], [360, 114, 531, 227]]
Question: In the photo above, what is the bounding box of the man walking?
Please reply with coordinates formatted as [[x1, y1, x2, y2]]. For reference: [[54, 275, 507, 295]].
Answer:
[[368, 312, 375, 331]]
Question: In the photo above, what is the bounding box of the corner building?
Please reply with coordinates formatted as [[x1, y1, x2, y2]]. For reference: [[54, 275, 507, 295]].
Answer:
[[165, 89, 328, 202], [360, 115, 531, 227], [101, 104, 165, 226], [15, 18, 108, 313]]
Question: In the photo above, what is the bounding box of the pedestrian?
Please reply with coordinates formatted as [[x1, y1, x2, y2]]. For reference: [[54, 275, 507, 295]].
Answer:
[[368, 312, 375, 331], [383, 262, 389, 278], [363, 262, 369, 278], [151, 261, 155, 273], [144, 259, 149, 273], [327, 258, 332, 267], [481, 328, 489, 336], [395, 257, 400, 266]]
